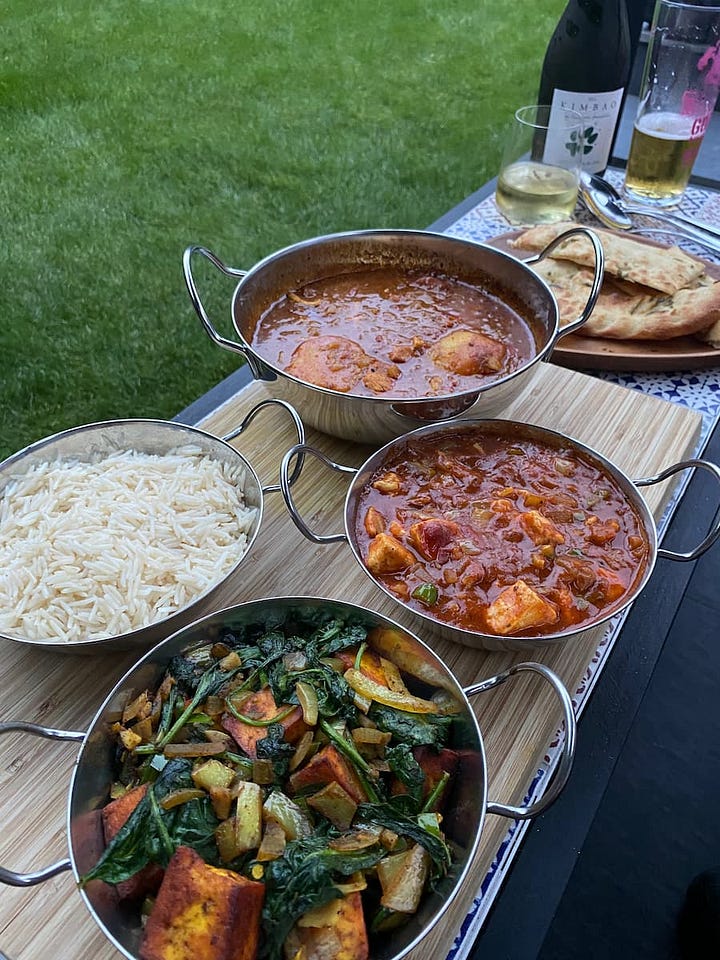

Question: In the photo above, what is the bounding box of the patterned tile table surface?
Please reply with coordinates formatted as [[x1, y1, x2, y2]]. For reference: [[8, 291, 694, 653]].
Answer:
[[438, 169, 720, 960]]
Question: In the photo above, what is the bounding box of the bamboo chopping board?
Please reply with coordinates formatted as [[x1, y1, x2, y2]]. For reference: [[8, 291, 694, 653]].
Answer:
[[0, 363, 703, 960]]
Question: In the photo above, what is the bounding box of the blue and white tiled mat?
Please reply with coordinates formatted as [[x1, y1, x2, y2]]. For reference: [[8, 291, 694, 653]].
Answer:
[[439, 171, 720, 959]]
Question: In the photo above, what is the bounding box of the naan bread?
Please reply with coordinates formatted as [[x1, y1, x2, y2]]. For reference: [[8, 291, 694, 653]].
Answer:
[[531, 258, 720, 340], [696, 317, 720, 349], [512, 221, 706, 295]]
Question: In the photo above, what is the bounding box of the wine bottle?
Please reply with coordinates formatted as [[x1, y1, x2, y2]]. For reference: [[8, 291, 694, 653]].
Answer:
[[538, 0, 631, 175]]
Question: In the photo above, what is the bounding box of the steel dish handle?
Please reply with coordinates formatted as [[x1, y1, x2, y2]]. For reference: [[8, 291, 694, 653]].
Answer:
[[526, 227, 604, 342], [464, 662, 576, 820], [0, 721, 85, 886], [634, 458, 720, 561], [221, 398, 305, 494], [183, 245, 274, 383], [281, 443, 355, 544]]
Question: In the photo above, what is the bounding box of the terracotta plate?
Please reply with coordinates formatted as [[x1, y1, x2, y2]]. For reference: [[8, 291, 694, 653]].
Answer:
[[488, 230, 720, 372]]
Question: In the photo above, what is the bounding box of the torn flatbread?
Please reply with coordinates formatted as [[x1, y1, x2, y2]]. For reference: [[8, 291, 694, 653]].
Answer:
[[696, 317, 720, 349], [531, 258, 720, 340], [511, 221, 706, 295]]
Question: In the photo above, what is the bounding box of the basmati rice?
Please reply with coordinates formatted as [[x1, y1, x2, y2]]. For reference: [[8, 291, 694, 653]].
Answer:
[[0, 445, 257, 643]]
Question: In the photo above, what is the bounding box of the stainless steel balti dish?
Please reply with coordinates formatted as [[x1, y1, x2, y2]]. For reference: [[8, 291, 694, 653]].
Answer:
[[280, 419, 720, 652], [0, 596, 576, 960], [183, 228, 603, 444], [0, 399, 303, 654]]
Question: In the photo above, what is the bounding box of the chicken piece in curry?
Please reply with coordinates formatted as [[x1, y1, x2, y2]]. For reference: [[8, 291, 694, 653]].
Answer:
[[253, 267, 538, 398], [355, 428, 650, 637]]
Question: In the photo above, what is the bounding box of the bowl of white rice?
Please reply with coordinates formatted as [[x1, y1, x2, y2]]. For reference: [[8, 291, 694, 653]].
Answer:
[[0, 402, 303, 653]]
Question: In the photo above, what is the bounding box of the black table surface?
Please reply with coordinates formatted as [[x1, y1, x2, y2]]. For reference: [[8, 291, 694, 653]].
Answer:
[[177, 164, 720, 960]]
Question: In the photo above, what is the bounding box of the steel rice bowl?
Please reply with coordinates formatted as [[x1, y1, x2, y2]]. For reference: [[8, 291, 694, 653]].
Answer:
[[0, 409, 301, 654], [184, 228, 603, 445], [0, 597, 574, 960]]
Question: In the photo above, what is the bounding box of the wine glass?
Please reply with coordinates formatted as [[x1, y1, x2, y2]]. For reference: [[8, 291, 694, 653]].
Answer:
[[495, 105, 584, 225]]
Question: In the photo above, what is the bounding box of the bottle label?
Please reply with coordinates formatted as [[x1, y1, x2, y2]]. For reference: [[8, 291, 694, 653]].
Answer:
[[544, 87, 625, 173]]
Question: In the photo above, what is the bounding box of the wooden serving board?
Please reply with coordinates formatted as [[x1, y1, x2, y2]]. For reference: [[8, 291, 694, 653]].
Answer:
[[0, 364, 703, 960]]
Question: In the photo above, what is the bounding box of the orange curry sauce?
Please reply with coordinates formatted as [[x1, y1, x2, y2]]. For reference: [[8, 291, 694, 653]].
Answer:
[[354, 429, 651, 637], [253, 268, 538, 398]]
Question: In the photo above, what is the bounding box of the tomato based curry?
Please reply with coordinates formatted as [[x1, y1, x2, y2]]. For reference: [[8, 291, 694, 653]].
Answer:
[[354, 428, 651, 637], [253, 268, 538, 398]]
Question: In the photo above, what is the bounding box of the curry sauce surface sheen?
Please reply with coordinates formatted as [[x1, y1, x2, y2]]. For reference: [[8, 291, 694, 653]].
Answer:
[[254, 268, 537, 398], [355, 431, 651, 637]]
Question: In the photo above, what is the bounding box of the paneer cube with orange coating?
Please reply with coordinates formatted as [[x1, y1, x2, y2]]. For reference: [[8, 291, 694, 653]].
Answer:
[[283, 891, 369, 960], [139, 845, 264, 960], [519, 509, 565, 546], [289, 743, 368, 804], [221, 687, 307, 758], [485, 580, 559, 635], [365, 532, 416, 575], [101, 785, 164, 901]]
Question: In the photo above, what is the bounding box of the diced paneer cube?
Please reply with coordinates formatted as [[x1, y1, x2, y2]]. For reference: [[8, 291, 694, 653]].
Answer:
[[283, 891, 369, 960], [365, 533, 415, 575], [101, 785, 164, 901], [520, 510, 565, 546], [377, 844, 430, 914], [289, 744, 368, 804], [391, 746, 458, 810], [221, 687, 307, 758], [485, 580, 559, 635], [139, 845, 264, 960]]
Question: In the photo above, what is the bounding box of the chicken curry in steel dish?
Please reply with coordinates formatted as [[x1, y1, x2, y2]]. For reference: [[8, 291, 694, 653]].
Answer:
[[252, 268, 538, 398], [354, 428, 651, 638]]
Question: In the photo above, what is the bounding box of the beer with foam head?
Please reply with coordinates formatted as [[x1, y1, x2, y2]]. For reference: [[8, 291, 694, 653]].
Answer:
[[624, 111, 706, 205]]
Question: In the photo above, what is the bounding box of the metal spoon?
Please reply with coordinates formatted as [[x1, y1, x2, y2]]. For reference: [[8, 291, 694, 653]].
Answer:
[[579, 172, 720, 254]]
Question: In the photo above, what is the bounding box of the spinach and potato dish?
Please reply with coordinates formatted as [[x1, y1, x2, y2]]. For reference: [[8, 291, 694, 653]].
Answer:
[[82, 610, 464, 960]]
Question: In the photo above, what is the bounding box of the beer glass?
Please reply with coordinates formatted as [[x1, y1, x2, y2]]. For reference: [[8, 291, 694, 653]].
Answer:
[[495, 105, 584, 225], [624, 0, 720, 206]]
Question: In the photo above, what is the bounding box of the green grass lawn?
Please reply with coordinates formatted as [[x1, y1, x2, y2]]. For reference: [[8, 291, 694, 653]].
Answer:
[[0, 0, 563, 461]]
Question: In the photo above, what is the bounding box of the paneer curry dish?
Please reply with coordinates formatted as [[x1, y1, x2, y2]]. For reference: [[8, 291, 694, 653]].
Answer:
[[82, 611, 463, 960], [354, 427, 651, 638], [252, 267, 538, 398]]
